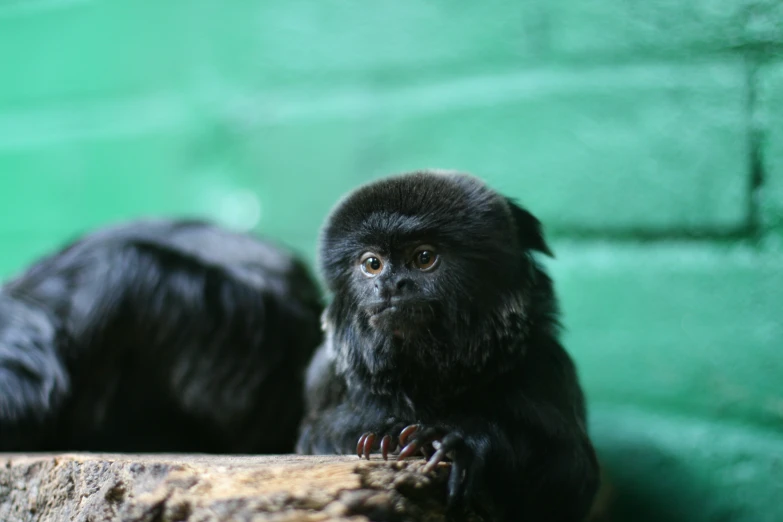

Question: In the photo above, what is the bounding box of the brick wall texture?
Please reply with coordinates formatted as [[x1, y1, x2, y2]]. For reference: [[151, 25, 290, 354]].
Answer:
[[0, 0, 781, 442]]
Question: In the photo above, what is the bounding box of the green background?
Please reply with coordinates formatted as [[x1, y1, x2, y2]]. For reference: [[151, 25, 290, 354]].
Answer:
[[1, 2, 781, 520]]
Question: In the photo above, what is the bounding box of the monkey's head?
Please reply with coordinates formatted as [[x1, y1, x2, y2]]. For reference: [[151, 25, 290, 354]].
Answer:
[[319, 170, 557, 395]]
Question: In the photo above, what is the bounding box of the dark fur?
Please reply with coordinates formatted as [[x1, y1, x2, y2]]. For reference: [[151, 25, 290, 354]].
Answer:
[[296, 171, 599, 521], [0, 219, 322, 453]]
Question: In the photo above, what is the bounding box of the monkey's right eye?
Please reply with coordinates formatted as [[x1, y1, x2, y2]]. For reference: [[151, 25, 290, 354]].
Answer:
[[360, 254, 384, 276]]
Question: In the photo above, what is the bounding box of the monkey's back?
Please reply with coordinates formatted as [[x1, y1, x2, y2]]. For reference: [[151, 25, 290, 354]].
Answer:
[[0, 219, 322, 453]]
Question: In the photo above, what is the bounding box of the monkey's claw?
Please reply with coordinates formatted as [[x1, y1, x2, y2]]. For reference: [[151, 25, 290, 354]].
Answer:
[[358, 432, 377, 459], [397, 424, 445, 461], [379, 434, 393, 458], [357, 423, 444, 461], [399, 424, 419, 446], [357, 431, 400, 460]]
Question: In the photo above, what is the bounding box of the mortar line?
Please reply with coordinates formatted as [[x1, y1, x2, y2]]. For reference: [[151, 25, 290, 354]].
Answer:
[[744, 53, 765, 240]]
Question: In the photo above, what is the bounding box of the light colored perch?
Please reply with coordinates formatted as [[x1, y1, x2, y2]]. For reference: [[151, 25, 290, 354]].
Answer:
[[0, 454, 482, 522]]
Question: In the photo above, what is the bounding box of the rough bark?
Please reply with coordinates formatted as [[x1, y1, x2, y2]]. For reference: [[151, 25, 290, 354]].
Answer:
[[0, 453, 484, 522]]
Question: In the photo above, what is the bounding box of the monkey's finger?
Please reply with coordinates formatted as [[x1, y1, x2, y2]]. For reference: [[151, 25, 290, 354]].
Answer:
[[399, 425, 446, 460], [363, 433, 376, 460], [423, 448, 447, 473], [397, 440, 422, 460], [356, 433, 371, 458], [415, 427, 442, 447], [446, 458, 467, 509], [422, 439, 440, 458], [399, 424, 420, 446], [380, 435, 392, 460], [460, 464, 480, 510], [426, 432, 469, 508]]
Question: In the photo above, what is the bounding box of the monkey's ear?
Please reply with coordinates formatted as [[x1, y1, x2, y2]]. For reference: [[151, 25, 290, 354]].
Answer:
[[505, 198, 554, 257]]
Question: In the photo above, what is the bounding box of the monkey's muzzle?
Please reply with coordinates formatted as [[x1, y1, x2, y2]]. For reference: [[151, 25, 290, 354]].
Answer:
[[365, 300, 431, 334]]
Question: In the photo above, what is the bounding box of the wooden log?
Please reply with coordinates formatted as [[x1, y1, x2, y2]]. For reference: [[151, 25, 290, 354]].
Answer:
[[0, 454, 484, 522]]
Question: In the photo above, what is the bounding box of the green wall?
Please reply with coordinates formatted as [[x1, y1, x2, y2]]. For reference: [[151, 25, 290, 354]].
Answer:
[[1, 2, 781, 520]]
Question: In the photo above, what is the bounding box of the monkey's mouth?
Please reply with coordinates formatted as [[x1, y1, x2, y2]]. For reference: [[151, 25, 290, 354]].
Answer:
[[366, 305, 400, 326], [370, 305, 395, 315], [365, 301, 432, 335]]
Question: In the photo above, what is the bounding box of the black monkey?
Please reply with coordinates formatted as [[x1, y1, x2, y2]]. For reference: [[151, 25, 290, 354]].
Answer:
[[296, 171, 599, 521], [0, 219, 322, 453]]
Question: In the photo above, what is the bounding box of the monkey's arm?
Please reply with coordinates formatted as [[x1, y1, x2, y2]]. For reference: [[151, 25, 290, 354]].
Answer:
[[393, 396, 598, 522], [389, 340, 599, 520]]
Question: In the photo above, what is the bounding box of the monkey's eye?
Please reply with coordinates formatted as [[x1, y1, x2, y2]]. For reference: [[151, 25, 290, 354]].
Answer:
[[412, 246, 439, 271], [360, 253, 384, 276]]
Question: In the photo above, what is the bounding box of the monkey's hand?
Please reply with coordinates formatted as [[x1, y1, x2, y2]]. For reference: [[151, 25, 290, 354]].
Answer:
[[359, 423, 492, 510], [400, 425, 490, 510]]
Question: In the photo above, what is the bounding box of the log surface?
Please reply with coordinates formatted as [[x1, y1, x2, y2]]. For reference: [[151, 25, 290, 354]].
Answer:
[[0, 453, 482, 522]]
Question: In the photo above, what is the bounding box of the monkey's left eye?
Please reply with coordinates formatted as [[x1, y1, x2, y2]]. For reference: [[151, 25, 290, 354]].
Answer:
[[412, 246, 439, 271]]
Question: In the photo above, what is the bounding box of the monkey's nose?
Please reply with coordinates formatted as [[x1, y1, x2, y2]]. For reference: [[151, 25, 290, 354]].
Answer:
[[376, 277, 413, 299]]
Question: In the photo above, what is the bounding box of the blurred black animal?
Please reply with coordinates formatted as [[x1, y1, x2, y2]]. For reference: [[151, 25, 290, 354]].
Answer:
[[296, 171, 599, 521], [0, 219, 322, 453]]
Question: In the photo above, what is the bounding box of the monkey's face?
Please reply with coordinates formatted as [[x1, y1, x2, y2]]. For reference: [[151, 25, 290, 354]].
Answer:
[[352, 241, 442, 337], [320, 171, 539, 343]]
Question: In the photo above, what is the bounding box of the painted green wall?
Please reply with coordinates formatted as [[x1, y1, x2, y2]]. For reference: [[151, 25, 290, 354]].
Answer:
[[0, 2, 781, 520]]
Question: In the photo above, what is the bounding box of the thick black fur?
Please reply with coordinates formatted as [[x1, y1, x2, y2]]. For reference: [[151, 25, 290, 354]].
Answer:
[[296, 171, 599, 521], [0, 219, 322, 453]]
